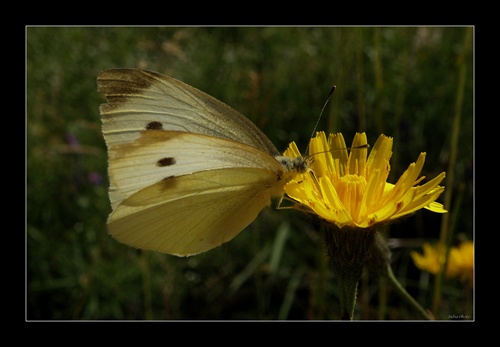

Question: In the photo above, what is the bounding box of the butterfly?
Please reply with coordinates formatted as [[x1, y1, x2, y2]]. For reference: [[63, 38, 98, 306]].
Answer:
[[98, 69, 307, 256]]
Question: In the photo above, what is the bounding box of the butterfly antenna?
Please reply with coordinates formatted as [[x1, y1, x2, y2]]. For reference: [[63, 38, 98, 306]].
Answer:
[[305, 85, 336, 155]]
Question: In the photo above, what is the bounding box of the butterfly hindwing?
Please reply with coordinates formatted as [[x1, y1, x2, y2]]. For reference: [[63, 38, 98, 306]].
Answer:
[[108, 168, 281, 256]]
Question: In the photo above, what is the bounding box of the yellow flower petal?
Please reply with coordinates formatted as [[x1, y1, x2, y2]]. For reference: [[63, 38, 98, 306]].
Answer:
[[283, 141, 301, 158], [424, 201, 447, 213]]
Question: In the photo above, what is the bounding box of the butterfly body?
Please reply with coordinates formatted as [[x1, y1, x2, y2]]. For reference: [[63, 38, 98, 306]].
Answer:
[[98, 69, 303, 256]]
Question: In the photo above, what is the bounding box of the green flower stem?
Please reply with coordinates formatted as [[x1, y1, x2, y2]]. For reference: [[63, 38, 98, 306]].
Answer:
[[385, 265, 432, 320], [337, 274, 359, 320], [324, 225, 375, 320]]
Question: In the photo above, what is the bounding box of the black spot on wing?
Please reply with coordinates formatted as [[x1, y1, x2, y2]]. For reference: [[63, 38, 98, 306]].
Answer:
[[146, 121, 163, 130], [157, 157, 176, 167], [160, 175, 177, 191]]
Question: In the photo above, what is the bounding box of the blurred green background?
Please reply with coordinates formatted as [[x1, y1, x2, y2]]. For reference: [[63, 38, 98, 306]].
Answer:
[[27, 27, 473, 320]]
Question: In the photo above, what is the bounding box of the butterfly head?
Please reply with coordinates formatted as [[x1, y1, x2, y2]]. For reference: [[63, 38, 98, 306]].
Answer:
[[275, 155, 311, 174]]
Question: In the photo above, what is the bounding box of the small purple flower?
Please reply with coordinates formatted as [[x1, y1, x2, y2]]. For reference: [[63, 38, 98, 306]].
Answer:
[[66, 133, 80, 148], [88, 172, 103, 186]]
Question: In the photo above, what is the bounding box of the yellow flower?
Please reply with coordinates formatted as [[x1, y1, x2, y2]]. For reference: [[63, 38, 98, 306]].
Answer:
[[410, 241, 474, 284], [283, 132, 446, 229], [410, 243, 443, 275]]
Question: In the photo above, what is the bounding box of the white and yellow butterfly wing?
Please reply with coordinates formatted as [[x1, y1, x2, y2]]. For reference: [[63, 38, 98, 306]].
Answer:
[[98, 69, 292, 256], [98, 68, 279, 156], [109, 168, 281, 256]]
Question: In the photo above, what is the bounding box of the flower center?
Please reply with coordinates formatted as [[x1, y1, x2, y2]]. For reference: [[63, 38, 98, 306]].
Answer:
[[334, 174, 367, 220]]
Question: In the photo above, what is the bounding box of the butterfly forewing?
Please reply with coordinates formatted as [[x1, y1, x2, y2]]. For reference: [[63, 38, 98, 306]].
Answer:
[[98, 68, 279, 156]]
